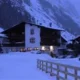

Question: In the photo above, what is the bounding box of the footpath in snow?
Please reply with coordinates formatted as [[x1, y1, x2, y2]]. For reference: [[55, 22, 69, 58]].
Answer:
[[0, 52, 54, 80]]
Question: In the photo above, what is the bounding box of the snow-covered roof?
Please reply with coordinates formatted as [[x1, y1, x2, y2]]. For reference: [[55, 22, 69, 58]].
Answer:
[[0, 33, 7, 38], [0, 27, 4, 32], [71, 35, 80, 41], [0, 27, 7, 38], [2, 21, 64, 34], [61, 31, 75, 42], [42, 23, 64, 31], [26, 22, 64, 31]]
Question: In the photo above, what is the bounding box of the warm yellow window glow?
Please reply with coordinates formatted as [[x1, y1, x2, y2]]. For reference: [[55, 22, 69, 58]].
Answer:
[[41, 46, 45, 50], [50, 46, 54, 51], [29, 48, 32, 50]]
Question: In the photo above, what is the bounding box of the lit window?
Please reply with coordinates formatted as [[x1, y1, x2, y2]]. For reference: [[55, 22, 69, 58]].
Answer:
[[34, 47, 39, 50], [41, 46, 45, 50], [50, 46, 54, 51], [30, 38, 35, 43], [30, 29, 34, 35]]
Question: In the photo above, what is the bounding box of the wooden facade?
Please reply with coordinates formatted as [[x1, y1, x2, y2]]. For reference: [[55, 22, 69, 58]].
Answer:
[[72, 36, 80, 44], [40, 26, 61, 46], [2, 22, 25, 47]]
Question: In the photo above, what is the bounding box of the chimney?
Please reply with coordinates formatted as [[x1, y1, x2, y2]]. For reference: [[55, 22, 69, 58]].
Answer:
[[49, 23, 52, 27], [40, 23, 42, 25]]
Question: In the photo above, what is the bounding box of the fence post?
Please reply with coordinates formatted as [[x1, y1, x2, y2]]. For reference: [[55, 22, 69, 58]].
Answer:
[[50, 62, 53, 76], [74, 69, 77, 80], [46, 62, 48, 73], [42, 61, 44, 71], [57, 64, 59, 80], [65, 66, 67, 79], [37, 59, 38, 68], [37, 59, 39, 68], [39, 60, 41, 69]]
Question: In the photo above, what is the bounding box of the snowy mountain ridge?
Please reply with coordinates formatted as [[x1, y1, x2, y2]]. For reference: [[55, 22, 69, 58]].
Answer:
[[0, 0, 80, 40], [24, 0, 80, 26], [23, 0, 77, 40]]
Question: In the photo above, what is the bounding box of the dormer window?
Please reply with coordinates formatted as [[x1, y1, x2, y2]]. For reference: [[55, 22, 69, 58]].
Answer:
[[49, 23, 52, 27], [40, 23, 42, 25], [30, 29, 34, 35]]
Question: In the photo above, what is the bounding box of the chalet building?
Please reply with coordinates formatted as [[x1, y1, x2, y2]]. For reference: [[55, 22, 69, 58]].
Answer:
[[71, 35, 80, 44], [2, 22, 63, 53], [59, 37, 67, 49], [71, 35, 80, 51], [68, 35, 80, 56], [56, 31, 75, 55]]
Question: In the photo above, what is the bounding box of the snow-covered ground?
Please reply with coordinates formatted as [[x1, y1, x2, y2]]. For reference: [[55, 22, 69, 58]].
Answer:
[[0, 52, 54, 80], [48, 56, 80, 67], [0, 52, 80, 80]]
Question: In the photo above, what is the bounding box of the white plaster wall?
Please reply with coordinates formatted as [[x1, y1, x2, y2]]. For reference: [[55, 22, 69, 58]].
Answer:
[[25, 24, 40, 49], [2, 47, 24, 53]]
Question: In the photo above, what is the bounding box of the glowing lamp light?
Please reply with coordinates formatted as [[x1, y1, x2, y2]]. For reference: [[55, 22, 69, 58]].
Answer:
[[50, 46, 54, 51], [41, 46, 45, 50]]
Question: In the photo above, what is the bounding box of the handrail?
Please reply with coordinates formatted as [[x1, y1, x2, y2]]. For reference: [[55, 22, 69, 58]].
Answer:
[[37, 59, 80, 80]]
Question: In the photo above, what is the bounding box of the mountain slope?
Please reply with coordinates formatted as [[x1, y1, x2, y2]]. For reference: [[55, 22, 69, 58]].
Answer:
[[24, 0, 80, 36], [0, 0, 80, 38], [0, 0, 35, 29]]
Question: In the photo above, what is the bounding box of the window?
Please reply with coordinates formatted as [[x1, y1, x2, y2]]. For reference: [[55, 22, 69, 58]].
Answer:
[[11, 33, 15, 36], [40, 23, 42, 25], [30, 29, 34, 35], [30, 38, 35, 43], [22, 32, 24, 34]]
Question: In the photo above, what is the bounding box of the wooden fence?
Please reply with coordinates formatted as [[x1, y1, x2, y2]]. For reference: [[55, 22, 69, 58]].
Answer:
[[37, 59, 80, 80]]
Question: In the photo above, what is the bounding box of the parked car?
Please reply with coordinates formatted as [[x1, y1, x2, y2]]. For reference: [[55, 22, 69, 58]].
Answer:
[[37, 51, 42, 54]]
